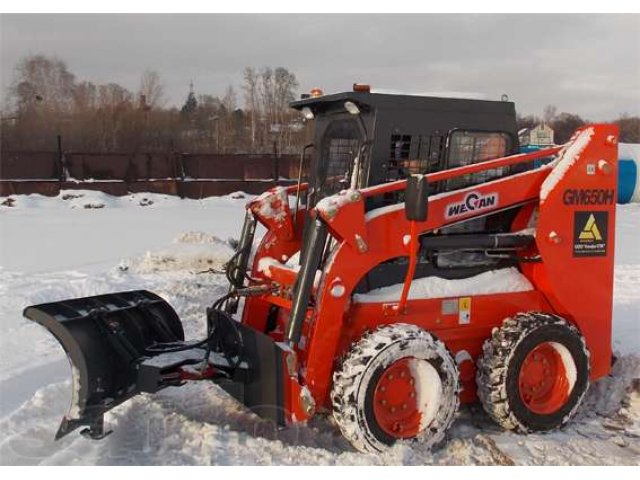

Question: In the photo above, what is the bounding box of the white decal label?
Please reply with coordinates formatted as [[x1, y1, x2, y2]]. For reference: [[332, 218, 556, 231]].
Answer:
[[446, 191, 499, 219]]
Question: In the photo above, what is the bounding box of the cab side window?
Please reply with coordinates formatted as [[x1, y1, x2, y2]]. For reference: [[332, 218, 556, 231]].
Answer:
[[446, 131, 511, 190]]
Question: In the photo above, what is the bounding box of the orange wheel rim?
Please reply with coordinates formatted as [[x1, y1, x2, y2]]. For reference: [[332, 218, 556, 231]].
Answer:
[[518, 342, 572, 414], [372, 358, 422, 438]]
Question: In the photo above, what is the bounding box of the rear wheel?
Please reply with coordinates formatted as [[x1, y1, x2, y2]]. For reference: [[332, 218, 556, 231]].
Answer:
[[477, 313, 590, 432], [331, 324, 459, 453]]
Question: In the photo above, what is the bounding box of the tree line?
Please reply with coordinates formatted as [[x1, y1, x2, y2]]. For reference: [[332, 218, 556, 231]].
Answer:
[[1, 55, 309, 154], [1, 54, 638, 155], [517, 104, 640, 144]]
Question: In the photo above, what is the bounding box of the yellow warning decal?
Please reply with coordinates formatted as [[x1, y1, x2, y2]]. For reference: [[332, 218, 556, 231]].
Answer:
[[458, 297, 471, 325], [573, 211, 608, 257], [578, 213, 602, 241]]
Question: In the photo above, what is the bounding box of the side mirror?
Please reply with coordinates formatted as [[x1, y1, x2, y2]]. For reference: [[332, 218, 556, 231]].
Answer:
[[405, 174, 429, 222]]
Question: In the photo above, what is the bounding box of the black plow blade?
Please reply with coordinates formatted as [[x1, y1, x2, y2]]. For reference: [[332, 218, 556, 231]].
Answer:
[[24, 290, 293, 441], [23, 290, 193, 440]]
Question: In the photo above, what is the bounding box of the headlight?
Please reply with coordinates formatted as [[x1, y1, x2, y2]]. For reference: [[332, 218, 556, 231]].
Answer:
[[344, 101, 361, 115]]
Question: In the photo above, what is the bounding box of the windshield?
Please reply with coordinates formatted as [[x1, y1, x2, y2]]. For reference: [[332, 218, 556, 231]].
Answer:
[[315, 118, 362, 198]]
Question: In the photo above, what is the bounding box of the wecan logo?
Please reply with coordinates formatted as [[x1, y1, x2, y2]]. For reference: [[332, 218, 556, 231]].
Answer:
[[445, 191, 499, 218]]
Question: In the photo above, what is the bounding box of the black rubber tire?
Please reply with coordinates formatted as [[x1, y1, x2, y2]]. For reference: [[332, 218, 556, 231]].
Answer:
[[331, 324, 459, 453], [476, 312, 590, 432]]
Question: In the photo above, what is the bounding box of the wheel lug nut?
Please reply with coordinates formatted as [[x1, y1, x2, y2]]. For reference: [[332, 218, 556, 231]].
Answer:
[[410, 392, 415, 398], [388, 374, 394, 380], [390, 407, 396, 413], [409, 379, 415, 386], [381, 399, 387, 405], [380, 386, 386, 392], [402, 404, 407, 410], [400, 371, 405, 378]]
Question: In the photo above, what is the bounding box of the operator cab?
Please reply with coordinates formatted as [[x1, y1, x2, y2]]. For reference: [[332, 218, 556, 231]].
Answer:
[[290, 86, 525, 292], [290, 85, 520, 209]]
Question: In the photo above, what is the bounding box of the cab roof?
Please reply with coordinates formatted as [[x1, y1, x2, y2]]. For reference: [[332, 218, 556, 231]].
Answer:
[[290, 91, 515, 115]]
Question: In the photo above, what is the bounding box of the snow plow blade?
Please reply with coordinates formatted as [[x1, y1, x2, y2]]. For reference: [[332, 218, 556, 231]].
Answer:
[[24, 290, 290, 441], [23, 290, 192, 440]]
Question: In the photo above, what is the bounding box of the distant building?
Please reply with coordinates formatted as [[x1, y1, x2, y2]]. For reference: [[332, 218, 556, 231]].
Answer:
[[519, 124, 555, 146]]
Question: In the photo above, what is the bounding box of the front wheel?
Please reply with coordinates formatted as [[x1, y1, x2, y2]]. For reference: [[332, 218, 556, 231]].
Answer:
[[476, 312, 590, 432], [331, 324, 459, 453]]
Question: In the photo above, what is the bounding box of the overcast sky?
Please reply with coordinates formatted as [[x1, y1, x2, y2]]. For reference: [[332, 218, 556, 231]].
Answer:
[[1, 13, 639, 119]]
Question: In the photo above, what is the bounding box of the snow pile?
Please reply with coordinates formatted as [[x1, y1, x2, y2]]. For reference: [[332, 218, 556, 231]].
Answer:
[[122, 232, 234, 274], [173, 231, 228, 245], [0, 189, 252, 210], [353, 267, 533, 303], [540, 127, 594, 202], [581, 353, 640, 417]]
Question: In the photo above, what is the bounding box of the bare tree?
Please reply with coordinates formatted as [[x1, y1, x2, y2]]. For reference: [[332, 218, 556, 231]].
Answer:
[[9, 54, 76, 114], [550, 112, 587, 144], [273, 67, 299, 150], [139, 70, 165, 109], [73, 81, 98, 111], [274, 67, 298, 122], [616, 114, 640, 143], [214, 85, 238, 153], [96, 83, 134, 151], [543, 104, 557, 124], [243, 67, 260, 151], [516, 113, 541, 131], [242, 66, 300, 153], [222, 85, 237, 112], [260, 67, 275, 146], [98, 83, 133, 109]]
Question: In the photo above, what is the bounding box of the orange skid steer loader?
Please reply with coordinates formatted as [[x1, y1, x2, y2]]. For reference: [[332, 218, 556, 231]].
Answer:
[[24, 88, 619, 453]]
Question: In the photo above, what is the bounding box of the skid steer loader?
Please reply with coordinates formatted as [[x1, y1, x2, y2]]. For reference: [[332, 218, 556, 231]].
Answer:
[[24, 85, 619, 453]]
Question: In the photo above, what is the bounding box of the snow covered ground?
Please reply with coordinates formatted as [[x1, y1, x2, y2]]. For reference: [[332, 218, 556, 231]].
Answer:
[[0, 191, 638, 465]]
